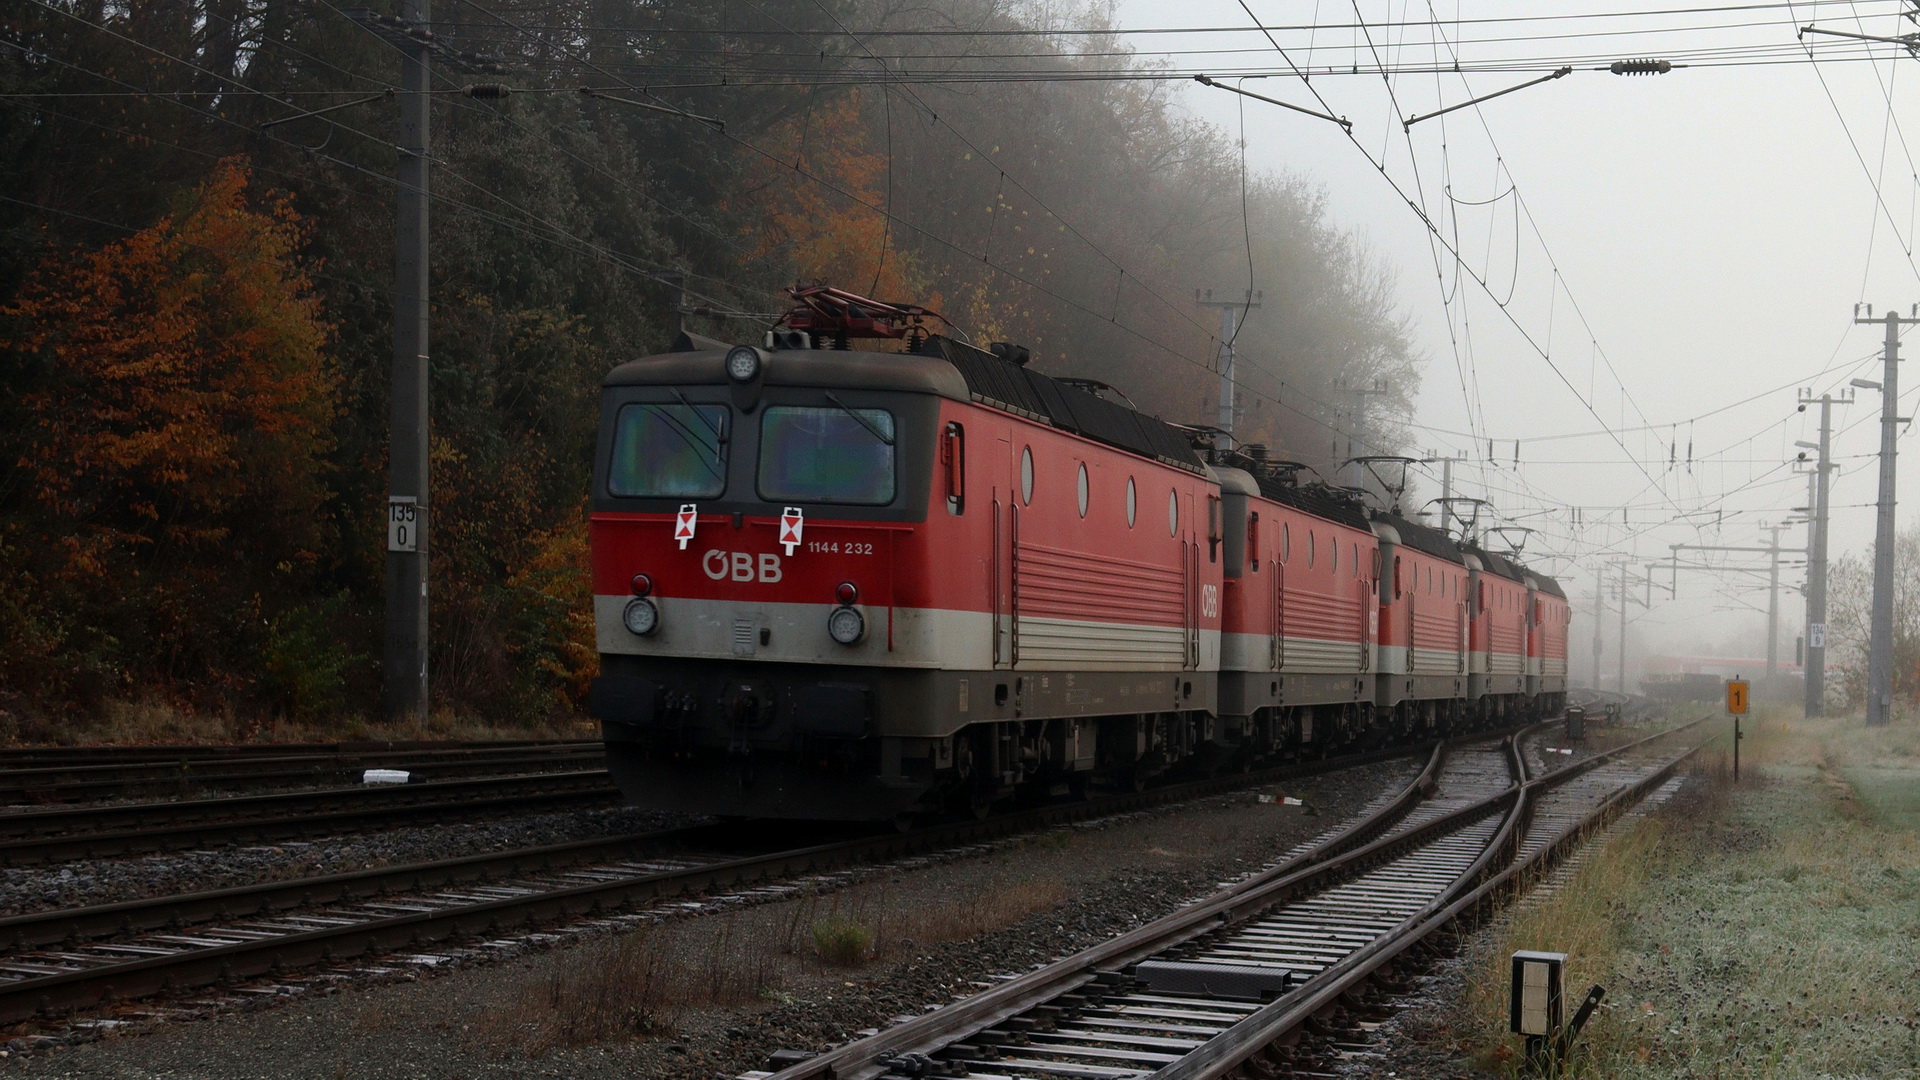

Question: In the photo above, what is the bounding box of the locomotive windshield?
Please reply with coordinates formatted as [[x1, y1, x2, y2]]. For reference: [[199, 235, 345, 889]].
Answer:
[[756, 405, 896, 505], [608, 402, 729, 498]]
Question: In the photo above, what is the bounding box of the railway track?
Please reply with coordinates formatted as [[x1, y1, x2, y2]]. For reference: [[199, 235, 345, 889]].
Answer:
[[0, 732, 1470, 1029], [0, 769, 620, 866], [0, 742, 605, 806], [0, 738, 588, 766], [744, 711, 1710, 1080]]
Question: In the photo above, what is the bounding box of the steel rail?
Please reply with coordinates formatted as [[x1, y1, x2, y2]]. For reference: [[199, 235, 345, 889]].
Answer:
[[750, 734, 1528, 1080], [0, 739, 594, 766], [0, 745, 607, 805], [753, 711, 1703, 1080], [1154, 715, 1710, 1079], [0, 732, 1461, 1026], [0, 771, 620, 866]]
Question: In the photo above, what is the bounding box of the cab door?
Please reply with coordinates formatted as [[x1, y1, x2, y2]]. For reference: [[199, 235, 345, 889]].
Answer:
[[1272, 561, 1285, 670], [991, 436, 1013, 669]]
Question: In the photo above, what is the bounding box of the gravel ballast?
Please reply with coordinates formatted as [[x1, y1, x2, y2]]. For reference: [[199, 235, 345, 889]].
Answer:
[[3, 758, 1418, 1079], [0, 805, 701, 918]]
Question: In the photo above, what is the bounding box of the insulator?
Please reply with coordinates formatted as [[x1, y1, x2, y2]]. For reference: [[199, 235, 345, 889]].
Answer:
[[465, 84, 511, 100], [1610, 58, 1672, 75]]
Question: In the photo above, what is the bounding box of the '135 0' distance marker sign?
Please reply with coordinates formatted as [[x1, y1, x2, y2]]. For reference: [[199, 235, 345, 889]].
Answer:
[[387, 497, 421, 553]]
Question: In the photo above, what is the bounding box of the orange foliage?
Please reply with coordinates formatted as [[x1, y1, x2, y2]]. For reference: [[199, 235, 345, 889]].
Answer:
[[509, 505, 598, 710], [5, 159, 336, 578], [746, 92, 929, 302]]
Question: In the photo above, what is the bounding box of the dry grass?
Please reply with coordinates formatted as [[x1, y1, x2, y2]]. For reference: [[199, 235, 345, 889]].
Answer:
[[1461, 813, 1678, 1075], [480, 872, 1071, 1053], [481, 918, 789, 1055], [776, 873, 1070, 966], [1452, 710, 1920, 1079]]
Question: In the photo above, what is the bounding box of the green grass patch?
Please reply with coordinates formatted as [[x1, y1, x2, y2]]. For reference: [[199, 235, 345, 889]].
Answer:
[[1839, 764, 1920, 831], [1454, 716, 1920, 1078], [811, 917, 874, 967]]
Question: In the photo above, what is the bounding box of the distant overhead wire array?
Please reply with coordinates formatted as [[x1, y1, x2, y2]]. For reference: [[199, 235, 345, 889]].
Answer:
[[10, 0, 1918, 584]]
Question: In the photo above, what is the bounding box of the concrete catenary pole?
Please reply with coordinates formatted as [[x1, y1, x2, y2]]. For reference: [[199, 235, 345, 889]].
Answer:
[[1799, 390, 1844, 717], [1196, 290, 1259, 441], [1592, 568, 1605, 689], [1855, 307, 1914, 726], [1761, 522, 1788, 692], [384, 0, 432, 724], [1802, 464, 1819, 713], [1617, 563, 1628, 695]]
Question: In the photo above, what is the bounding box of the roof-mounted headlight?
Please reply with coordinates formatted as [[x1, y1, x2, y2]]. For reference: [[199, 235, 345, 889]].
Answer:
[[726, 346, 762, 382]]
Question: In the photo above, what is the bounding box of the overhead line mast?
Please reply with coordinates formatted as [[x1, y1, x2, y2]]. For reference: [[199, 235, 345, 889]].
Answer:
[[1853, 305, 1916, 726], [384, 0, 433, 724], [1796, 388, 1850, 718], [1195, 290, 1261, 440]]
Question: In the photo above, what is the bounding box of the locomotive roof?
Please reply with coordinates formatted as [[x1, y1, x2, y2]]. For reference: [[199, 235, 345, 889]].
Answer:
[[604, 336, 1207, 476], [922, 338, 1207, 474], [603, 346, 973, 400], [1373, 511, 1465, 564], [1460, 543, 1565, 598], [1461, 543, 1523, 584], [1250, 477, 1373, 532]]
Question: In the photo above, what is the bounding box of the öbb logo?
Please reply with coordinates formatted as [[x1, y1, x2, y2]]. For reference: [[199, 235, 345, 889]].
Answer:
[[703, 550, 783, 583], [1200, 583, 1220, 619]]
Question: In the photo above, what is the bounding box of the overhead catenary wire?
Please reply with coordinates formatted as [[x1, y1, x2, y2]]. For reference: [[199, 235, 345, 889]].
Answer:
[[22, 0, 1899, 584]]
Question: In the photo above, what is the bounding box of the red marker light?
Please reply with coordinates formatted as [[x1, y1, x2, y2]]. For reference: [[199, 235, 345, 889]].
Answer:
[[835, 581, 859, 606], [630, 573, 653, 597]]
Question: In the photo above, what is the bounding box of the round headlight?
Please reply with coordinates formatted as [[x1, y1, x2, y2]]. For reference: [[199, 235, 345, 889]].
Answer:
[[826, 605, 866, 645], [622, 597, 659, 637], [725, 346, 761, 382]]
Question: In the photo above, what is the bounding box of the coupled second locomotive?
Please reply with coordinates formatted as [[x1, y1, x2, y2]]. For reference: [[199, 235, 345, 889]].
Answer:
[[587, 287, 1569, 822]]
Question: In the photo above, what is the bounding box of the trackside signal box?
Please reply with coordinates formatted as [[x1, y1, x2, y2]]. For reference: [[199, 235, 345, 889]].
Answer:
[[1510, 950, 1566, 1037], [1726, 679, 1749, 715]]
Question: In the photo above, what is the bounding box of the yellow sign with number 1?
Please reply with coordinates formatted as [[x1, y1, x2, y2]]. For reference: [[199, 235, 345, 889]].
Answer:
[[1726, 679, 1749, 715]]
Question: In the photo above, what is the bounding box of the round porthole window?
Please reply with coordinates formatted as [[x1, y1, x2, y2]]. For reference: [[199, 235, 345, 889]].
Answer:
[[1125, 477, 1137, 527], [1020, 447, 1034, 505], [1076, 463, 1089, 518], [1168, 489, 1179, 536]]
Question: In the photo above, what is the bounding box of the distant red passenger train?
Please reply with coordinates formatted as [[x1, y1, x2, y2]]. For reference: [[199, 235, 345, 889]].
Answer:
[[588, 288, 1569, 822]]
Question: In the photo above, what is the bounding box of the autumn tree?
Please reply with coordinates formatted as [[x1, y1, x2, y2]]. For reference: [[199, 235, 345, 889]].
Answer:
[[0, 159, 336, 707], [1825, 524, 1920, 712], [743, 91, 929, 303]]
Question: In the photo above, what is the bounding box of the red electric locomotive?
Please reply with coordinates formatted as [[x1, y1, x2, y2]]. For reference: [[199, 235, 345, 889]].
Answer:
[[590, 290, 1221, 822], [588, 288, 1571, 821], [1214, 459, 1379, 751]]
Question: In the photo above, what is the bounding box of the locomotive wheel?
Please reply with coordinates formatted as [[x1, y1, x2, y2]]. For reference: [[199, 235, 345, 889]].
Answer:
[[968, 783, 995, 820]]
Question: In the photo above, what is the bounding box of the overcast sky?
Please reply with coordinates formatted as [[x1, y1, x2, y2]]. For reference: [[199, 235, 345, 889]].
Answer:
[[1112, 0, 1920, 673]]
